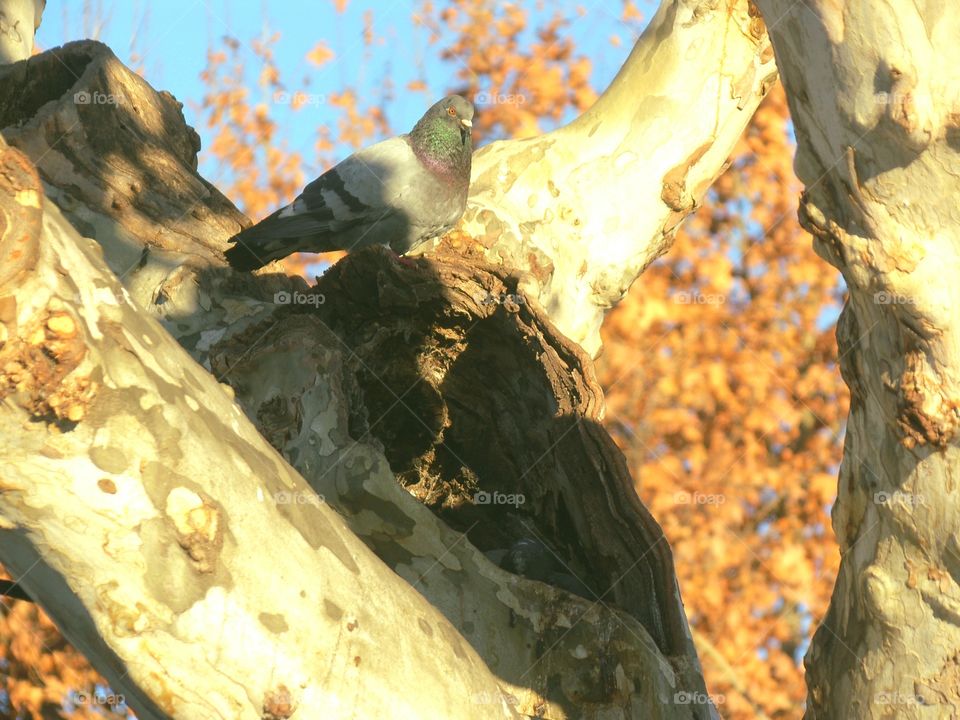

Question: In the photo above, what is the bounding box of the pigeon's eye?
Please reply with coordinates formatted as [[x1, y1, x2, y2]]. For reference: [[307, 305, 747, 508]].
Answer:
[[447, 107, 456, 117]]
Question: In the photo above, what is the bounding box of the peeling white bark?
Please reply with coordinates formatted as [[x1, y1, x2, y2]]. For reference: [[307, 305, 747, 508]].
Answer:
[[424, 0, 777, 355], [754, 1, 960, 717]]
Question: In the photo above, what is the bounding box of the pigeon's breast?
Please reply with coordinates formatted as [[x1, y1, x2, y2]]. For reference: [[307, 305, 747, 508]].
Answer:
[[356, 136, 468, 253]]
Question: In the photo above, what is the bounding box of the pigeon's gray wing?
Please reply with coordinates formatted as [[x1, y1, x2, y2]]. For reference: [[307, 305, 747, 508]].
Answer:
[[225, 136, 420, 270], [284, 137, 419, 236]]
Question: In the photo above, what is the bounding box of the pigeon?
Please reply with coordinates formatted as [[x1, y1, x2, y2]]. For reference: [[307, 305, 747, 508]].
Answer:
[[225, 95, 474, 270], [500, 538, 594, 600]]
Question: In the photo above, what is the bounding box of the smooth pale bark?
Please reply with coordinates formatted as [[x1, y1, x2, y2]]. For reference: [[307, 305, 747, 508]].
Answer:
[[418, 0, 777, 355], [0, 0, 43, 63], [754, 1, 960, 718]]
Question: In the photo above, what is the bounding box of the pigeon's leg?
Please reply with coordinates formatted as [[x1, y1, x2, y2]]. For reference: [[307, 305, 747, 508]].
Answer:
[[389, 249, 420, 268]]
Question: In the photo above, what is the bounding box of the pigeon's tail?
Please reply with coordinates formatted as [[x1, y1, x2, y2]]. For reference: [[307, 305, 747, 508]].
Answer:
[[224, 230, 288, 271], [223, 218, 299, 270], [224, 209, 336, 270]]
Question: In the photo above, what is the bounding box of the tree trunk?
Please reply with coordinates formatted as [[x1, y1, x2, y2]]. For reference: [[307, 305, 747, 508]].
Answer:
[[754, 1, 960, 717], [0, 0, 43, 63], [0, 0, 779, 715]]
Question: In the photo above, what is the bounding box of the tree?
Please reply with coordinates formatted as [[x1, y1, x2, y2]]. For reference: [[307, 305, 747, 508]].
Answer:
[[0, 0, 870, 716], [753, 1, 960, 717]]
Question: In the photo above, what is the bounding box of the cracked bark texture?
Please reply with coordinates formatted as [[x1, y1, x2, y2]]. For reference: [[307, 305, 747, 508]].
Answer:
[[207, 247, 708, 718], [754, 1, 960, 718], [0, 0, 779, 713]]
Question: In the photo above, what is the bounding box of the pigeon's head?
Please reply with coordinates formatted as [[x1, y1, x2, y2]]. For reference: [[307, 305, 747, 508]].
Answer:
[[439, 94, 474, 130], [416, 95, 474, 146]]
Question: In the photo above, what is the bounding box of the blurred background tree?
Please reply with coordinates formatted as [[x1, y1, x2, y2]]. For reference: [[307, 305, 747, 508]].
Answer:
[[1, 1, 846, 717]]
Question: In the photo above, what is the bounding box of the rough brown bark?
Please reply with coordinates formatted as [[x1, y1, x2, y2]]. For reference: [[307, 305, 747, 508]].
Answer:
[[209, 245, 708, 717]]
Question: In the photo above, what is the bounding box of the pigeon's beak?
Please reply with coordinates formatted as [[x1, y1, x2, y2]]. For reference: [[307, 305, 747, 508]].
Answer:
[[460, 118, 473, 130]]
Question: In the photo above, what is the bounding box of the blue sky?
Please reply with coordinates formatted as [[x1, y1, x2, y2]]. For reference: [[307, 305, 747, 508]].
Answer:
[[37, 1, 651, 195]]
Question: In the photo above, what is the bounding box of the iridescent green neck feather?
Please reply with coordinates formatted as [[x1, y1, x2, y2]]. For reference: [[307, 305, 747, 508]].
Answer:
[[409, 115, 472, 189]]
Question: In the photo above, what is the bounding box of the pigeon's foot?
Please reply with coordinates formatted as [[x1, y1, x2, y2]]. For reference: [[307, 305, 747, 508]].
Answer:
[[390, 250, 420, 268]]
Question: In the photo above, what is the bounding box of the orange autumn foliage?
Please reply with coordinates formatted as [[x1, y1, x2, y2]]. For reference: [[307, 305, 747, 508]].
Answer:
[[419, 0, 598, 141], [0, 569, 129, 718]]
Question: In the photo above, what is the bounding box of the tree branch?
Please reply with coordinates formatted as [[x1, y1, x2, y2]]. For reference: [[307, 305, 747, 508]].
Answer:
[[0, 132, 540, 719], [0, 0, 44, 64], [755, 1, 960, 716], [0, 3, 766, 713], [423, 0, 777, 355]]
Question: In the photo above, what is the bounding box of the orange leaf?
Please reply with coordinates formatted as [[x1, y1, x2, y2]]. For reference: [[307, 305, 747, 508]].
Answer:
[[306, 42, 335, 68]]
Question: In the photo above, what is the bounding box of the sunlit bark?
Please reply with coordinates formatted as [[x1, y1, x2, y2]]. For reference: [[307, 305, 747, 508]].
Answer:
[[0, 0, 43, 64], [755, 1, 960, 717], [430, 0, 776, 355]]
